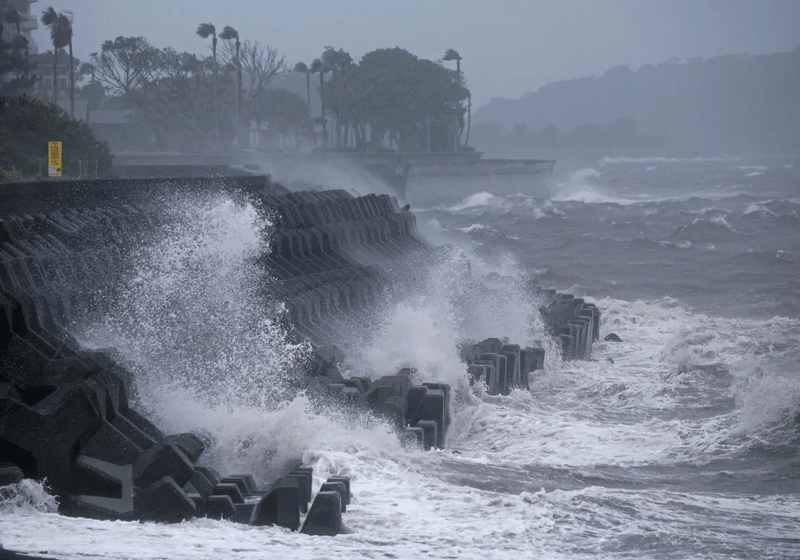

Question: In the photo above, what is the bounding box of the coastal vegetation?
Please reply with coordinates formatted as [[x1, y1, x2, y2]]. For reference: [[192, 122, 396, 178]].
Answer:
[[0, 0, 37, 92], [0, 93, 113, 181], [79, 34, 469, 153], [3, 5, 472, 155]]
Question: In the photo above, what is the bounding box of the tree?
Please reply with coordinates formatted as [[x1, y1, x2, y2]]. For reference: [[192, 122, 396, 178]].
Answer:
[[443, 48, 464, 149], [0, 93, 113, 180], [143, 48, 214, 151], [0, 3, 37, 92], [354, 47, 468, 152], [196, 22, 220, 148], [219, 25, 241, 148], [251, 88, 311, 147], [223, 41, 286, 113], [89, 36, 157, 95], [40, 7, 71, 104], [294, 61, 311, 107], [62, 10, 74, 117], [321, 46, 352, 149], [309, 58, 329, 147]]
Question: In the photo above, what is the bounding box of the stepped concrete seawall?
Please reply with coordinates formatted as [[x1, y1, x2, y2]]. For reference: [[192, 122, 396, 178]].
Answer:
[[0, 175, 598, 531]]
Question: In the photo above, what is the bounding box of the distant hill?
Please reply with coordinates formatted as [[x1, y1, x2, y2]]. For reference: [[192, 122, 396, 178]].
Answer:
[[473, 46, 800, 154]]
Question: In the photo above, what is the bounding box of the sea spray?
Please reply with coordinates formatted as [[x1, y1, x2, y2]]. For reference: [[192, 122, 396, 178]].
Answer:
[[0, 480, 59, 514], [343, 242, 559, 436], [75, 190, 313, 480]]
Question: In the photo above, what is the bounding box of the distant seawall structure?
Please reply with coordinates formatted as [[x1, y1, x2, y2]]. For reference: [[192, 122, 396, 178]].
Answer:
[[0, 175, 593, 531], [111, 151, 556, 207]]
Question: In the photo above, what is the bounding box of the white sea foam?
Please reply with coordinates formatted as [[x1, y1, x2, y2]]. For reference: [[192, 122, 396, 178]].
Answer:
[[704, 215, 735, 231], [448, 191, 499, 211], [345, 247, 551, 391], [744, 203, 777, 217], [446, 191, 535, 213], [552, 168, 638, 205], [458, 223, 490, 233], [5, 156, 799, 559], [0, 480, 58, 513], [4, 294, 800, 559], [601, 155, 738, 164], [79, 194, 309, 411], [72, 192, 315, 481]]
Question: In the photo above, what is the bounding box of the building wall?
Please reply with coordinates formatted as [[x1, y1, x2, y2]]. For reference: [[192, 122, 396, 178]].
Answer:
[[2, 0, 39, 54]]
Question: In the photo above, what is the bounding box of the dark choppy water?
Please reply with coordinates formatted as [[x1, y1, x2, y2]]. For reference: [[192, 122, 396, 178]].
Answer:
[[2, 154, 799, 559]]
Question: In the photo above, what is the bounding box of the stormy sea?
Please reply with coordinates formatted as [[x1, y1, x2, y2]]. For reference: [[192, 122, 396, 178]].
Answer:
[[1, 153, 799, 559]]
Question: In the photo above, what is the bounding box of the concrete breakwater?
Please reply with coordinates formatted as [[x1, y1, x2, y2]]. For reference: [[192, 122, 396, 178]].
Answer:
[[0, 175, 598, 532]]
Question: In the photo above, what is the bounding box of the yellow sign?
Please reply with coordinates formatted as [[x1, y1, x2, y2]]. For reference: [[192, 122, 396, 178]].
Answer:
[[48, 141, 62, 177]]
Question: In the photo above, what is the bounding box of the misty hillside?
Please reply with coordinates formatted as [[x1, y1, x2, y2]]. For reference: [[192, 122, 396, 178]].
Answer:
[[473, 46, 800, 153]]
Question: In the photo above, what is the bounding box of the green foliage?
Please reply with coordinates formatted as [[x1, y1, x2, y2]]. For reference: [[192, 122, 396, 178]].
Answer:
[[40, 7, 71, 51], [252, 88, 311, 146], [196, 23, 216, 40], [328, 47, 468, 151], [0, 93, 114, 180], [0, 1, 37, 92], [90, 36, 158, 95], [138, 48, 219, 151]]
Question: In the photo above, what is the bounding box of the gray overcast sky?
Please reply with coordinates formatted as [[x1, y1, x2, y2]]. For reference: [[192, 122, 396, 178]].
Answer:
[[32, 0, 800, 109]]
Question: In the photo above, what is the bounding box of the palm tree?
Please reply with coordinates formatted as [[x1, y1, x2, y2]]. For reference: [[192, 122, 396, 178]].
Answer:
[[62, 10, 75, 117], [196, 22, 220, 148], [220, 25, 241, 148], [443, 48, 463, 150], [41, 7, 72, 105], [310, 58, 329, 148], [294, 62, 311, 108], [443, 48, 461, 77]]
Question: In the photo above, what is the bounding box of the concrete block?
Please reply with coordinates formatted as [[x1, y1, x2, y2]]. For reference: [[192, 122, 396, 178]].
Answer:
[[164, 433, 205, 463], [377, 395, 408, 427], [366, 375, 411, 408], [501, 344, 521, 387], [0, 383, 102, 494], [122, 407, 164, 443], [212, 482, 244, 504], [224, 474, 258, 494], [134, 475, 196, 523], [467, 364, 489, 385], [0, 463, 23, 486], [252, 477, 301, 530], [405, 385, 427, 417], [479, 353, 506, 395], [205, 494, 237, 520], [415, 419, 438, 450], [402, 426, 424, 449], [320, 481, 347, 512], [80, 419, 143, 465], [499, 349, 518, 394], [326, 476, 351, 505], [188, 469, 215, 499], [133, 442, 194, 490], [186, 492, 205, 517], [66, 455, 134, 520], [520, 347, 545, 389], [301, 491, 342, 536], [410, 387, 446, 448], [285, 471, 311, 513]]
